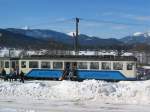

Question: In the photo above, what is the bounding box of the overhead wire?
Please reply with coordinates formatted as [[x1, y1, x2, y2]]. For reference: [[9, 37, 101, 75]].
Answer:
[[15, 17, 150, 29], [80, 18, 150, 27], [16, 18, 75, 29]]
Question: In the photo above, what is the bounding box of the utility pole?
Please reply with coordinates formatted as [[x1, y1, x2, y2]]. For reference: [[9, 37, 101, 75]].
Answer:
[[74, 17, 79, 55]]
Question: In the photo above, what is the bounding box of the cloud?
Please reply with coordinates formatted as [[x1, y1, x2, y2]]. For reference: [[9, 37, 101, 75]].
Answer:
[[111, 25, 128, 30], [122, 14, 150, 22], [134, 16, 150, 21], [101, 12, 115, 16], [100, 12, 150, 22], [82, 22, 104, 27], [55, 18, 66, 21]]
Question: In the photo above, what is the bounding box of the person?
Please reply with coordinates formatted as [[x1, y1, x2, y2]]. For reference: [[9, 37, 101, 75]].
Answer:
[[19, 71, 24, 83], [71, 62, 77, 81], [9, 68, 16, 82], [2, 68, 6, 76], [60, 63, 70, 80], [16, 65, 20, 80], [1, 68, 7, 81], [13, 68, 17, 81]]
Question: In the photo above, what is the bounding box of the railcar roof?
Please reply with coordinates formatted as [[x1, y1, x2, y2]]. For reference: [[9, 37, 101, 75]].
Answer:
[[20, 55, 137, 61]]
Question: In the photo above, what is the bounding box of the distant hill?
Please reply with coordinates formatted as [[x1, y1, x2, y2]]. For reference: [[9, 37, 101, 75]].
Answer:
[[6, 28, 123, 49], [5, 28, 150, 50], [77, 34, 123, 49], [0, 29, 67, 50], [6, 28, 74, 45]]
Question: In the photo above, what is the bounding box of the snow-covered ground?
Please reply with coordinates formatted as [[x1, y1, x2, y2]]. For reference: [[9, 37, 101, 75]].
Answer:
[[0, 80, 150, 112]]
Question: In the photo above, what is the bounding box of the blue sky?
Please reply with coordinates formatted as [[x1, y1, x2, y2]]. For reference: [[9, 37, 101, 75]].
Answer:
[[0, 0, 150, 38]]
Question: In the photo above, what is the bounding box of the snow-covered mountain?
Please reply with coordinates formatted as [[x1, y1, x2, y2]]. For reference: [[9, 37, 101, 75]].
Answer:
[[120, 32, 150, 44], [5, 28, 122, 48], [133, 32, 150, 37]]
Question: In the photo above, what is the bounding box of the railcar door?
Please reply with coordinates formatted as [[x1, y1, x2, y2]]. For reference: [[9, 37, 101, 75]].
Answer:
[[10, 60, 19, 69], [10, 60, 19, 74], [62, 62, 77, 80], [71, 62, 77, 80]]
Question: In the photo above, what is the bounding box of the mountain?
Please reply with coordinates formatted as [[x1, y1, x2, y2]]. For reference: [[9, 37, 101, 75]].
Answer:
[[0, 29, 67, 49], [120, 32, 150, 45], [78, 34, 122, 48], [6, 28, 123, 49], [6, 28, 74, 45]]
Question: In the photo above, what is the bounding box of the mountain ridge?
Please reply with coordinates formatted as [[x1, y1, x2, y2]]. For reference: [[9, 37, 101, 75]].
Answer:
[[0, 28, 68, 50], [120, 32, 150, 45], [5, 28, 122, 49], [1, 28, 150, 50]]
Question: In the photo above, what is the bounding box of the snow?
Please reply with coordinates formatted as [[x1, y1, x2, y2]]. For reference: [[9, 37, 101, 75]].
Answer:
[[133, 32, 150, 37], [72, 50, 118, 56], [122, 52, 133, 56], [0, 48, 48, 57], [0, 33, 2, 37], [72, 51, 96, 55], [143, 32, 150, 37], [98, 51, 116, 56], [79, 51, 96, 55], [141, 66, 150, 69], [0, 48, 23, 57], [0, 80, 150, 111], [133, 32, 143, 36], [67, 32, 76, 37], [147, 32, 150, 37], [22, 26, 29, 30]]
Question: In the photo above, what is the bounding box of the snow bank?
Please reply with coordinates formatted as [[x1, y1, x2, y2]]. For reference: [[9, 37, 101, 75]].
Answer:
[[0, 80, 150, 104]]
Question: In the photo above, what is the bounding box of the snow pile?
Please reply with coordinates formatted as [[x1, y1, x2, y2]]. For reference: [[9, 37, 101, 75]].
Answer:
[[0, 80, 150, 104]]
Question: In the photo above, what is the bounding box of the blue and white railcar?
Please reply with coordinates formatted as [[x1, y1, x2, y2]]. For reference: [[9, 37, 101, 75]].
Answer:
[[16, 55, 137, 81], [0, 55, 137, 81]]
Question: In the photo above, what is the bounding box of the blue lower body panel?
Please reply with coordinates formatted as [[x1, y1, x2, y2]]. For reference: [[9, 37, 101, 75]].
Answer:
[[26, 69, 62, 78], [78, 70, 127, 80], [26, 69, 132, 80]]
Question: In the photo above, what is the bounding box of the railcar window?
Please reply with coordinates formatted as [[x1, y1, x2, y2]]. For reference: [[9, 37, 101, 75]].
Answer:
[[101, 62, 111, 70], [127, 63, 133, 70], [41, 62, 50, 68], [53, 62, 63, 69], [0, 61, 4, 68], [5, 61, 9, 68], [21, 61, 26, 68], [78, 62, 87, 69], [29, 61, 39, 68], [113, 62, 123, 70], [11, 61, 16, 68], [90, 62, 99, 69]]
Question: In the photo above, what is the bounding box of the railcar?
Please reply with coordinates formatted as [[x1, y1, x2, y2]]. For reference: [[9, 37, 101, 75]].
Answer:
[[0, 55, 137, 81]]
